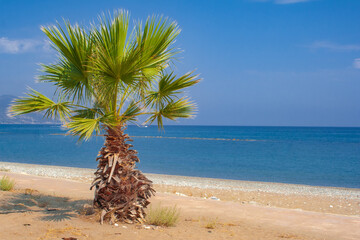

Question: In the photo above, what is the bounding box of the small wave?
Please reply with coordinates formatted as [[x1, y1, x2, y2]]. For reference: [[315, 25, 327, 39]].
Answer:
[[131, 136, 259, 141], [49, 133, 259, 141]]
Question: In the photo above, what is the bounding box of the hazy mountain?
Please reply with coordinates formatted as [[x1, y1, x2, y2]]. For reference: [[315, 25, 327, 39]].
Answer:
[[0, 95, 59, 124]]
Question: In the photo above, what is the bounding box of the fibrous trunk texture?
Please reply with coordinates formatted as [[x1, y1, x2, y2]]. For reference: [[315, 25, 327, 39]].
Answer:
[[91, 125, 155, 224]]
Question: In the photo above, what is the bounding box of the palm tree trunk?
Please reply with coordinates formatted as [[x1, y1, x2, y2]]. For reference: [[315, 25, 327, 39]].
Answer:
[[91, 125, 155, 224]]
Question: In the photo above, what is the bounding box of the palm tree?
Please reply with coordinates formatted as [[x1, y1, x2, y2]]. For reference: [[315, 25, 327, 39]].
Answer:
[[10, 10, 200, 224]]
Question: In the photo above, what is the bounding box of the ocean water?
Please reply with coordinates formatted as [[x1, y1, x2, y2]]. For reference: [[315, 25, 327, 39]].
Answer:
[[0, 124, 359, 188]]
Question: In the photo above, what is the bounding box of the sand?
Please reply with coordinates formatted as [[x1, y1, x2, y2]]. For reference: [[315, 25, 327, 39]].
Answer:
[[0, 162, 359, 240]]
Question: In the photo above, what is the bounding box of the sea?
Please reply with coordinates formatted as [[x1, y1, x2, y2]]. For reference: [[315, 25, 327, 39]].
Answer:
[[0, 124, 359, 188]]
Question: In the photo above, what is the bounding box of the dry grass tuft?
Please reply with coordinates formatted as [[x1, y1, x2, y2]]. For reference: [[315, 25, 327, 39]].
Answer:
[[204, 218, 218, 229], [0, 176, 15, 191], [146, 204, 180, 227]]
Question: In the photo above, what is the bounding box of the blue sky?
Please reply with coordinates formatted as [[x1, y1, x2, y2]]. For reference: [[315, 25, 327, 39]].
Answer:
[[0, 0, 359, 126]]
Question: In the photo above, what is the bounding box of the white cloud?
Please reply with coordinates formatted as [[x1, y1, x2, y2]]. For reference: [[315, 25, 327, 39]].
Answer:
[[310, 41, 360, 51], [353, 58, 360, 69], [251, 0, 313, 4], [0, 37, 47, 54]]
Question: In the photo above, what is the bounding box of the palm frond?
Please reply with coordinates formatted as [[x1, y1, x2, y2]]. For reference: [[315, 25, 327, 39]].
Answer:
[[90, 10, 136, 112], [135, 16, 181, 70], [161, 97, 196, 119], [67, 117, 101, 141], [146, 97, 196, 128], [145, 71, 200, 107], [10, 89, 72, 121], [119, 101, 144, 123], [72, 107, 104, 119], [40, 21, 93, 103], [67, 114, 116, 141]]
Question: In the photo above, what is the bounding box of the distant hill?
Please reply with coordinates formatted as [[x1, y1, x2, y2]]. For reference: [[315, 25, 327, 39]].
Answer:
[[0, 95, 59, 124]]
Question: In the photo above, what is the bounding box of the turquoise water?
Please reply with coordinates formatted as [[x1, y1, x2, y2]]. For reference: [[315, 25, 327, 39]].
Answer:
[[0, 124, 359, 188]]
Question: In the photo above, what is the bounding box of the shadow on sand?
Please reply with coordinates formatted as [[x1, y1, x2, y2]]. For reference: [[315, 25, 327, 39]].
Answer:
[[0, 189, 94, 222]]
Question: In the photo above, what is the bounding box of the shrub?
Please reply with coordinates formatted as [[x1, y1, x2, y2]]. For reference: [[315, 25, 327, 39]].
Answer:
[[146, 204, 180, 227], [0, 176, 15, 191]]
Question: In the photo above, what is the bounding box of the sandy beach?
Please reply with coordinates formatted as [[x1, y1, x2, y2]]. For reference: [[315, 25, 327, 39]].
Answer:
[[0, 161, 359, 240]]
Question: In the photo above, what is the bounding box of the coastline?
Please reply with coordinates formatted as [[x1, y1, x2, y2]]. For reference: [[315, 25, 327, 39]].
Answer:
[[1, 161, 360, 239], [0, 161, 359, 198], [1, 161, 359, 216]]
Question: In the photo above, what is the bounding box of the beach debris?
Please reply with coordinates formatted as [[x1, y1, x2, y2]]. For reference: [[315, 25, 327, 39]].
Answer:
[[137, 224, 159, 230], [46, 208, 59, 211], [114, 223, 119, 227], [330, 205, 333, 208], [23, 224, 31, 226], [175, 192, 187, 197], [209, 196, 220, 201], [136, 224, 153, 229], [122, 225, 128, 229], [62, 238, 77, 240]]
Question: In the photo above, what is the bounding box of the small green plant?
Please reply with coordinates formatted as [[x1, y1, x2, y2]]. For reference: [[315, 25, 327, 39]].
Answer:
[[146, 204, 180, 227], [0, 176, 15, 191]]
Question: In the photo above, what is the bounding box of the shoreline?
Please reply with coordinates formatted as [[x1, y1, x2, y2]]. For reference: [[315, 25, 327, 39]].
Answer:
[[0, 161, 359, 199], [1, 161, 360, 218], [1, 173, 359, 240]]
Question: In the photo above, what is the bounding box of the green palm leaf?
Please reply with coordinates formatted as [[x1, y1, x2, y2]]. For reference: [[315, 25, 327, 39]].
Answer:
[[72, 107, 104, 119], [135, 16, 180, 69], [40, 21, 93, 103], [146, 71, 200, 108], [120, 101, 144, 123], [67, 117, 101, 141], [10, 89, 72, 121], [146, 97, 196, 128], [67, 114, 116, 141], [161, 98, 196, 119]]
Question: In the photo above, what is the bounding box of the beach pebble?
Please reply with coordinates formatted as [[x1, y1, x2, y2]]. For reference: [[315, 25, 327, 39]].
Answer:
[[330, 205, 333, 208], [175, 192, 187, 197], [209, 196, 220, 201], [114, 223, 119, 227], [122, 225, 127, 229]]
